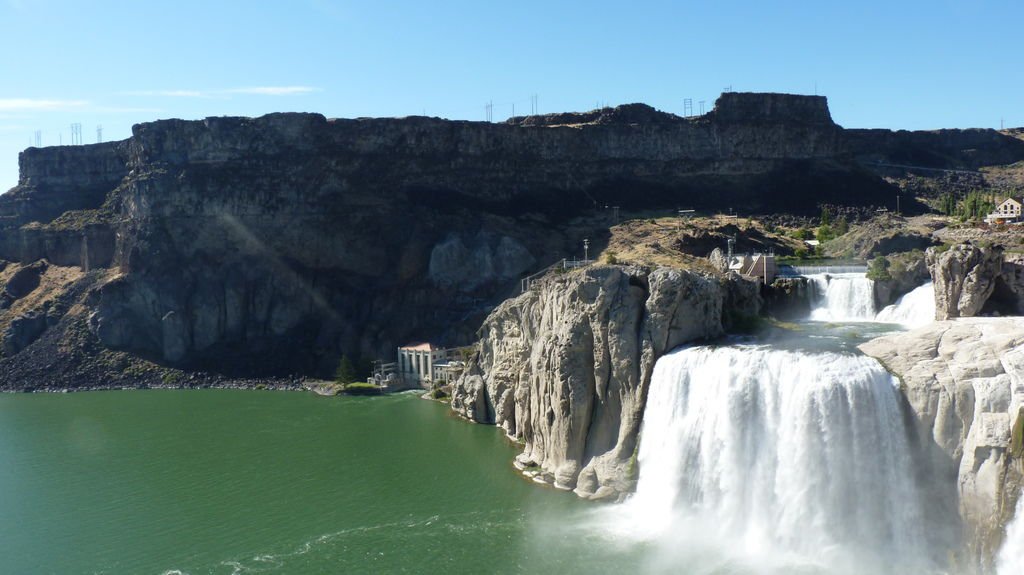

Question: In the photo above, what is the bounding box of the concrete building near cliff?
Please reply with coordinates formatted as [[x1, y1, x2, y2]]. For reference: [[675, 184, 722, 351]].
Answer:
[[397, 343, 463, 387]]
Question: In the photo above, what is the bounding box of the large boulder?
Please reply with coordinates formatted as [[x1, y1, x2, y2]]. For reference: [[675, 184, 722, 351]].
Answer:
[[927, 244, 1004, 320], [860, 318, 1024, 567]]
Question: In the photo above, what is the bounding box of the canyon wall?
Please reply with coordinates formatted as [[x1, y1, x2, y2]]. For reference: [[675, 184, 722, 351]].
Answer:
[[0, 92, 1021, 383]]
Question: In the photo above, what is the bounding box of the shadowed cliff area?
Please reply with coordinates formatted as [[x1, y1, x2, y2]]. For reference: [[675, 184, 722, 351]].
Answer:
[[0, 92, 1022, 387]]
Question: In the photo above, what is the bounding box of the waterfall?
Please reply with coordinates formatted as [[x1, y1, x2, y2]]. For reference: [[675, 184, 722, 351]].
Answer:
[[809, 273, 877, 322], [998, 496, 1024, 575], [610, 345, 938, 574], [875, 282, 936, 328]]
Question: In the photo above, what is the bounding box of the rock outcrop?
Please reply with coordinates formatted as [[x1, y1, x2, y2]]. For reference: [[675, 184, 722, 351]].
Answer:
[[762, 276, 812, 320], [860, 318, 1024, 567], [928, 244, 1004, 320], [450, 265, 759, 500], [873, 250, 931, 308], [993, 254, 1024, 316]]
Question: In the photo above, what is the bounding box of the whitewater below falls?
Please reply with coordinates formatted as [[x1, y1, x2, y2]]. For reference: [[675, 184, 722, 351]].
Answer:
[[587, 274, 1021, 574]]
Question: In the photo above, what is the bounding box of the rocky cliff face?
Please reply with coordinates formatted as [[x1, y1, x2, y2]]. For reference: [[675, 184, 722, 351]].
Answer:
[[449, 265, 759, 500], [860, 318, 1024, 568], [0, 93, 897, 381], [846, 127, 1024, 170], [928, 244, 1024, 320], [874, 250, 932, 308], [0, 92, 1020, 385]]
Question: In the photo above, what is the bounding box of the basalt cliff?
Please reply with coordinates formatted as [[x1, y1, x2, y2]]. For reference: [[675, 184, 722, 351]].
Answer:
[[0, 92, 1023, 389]]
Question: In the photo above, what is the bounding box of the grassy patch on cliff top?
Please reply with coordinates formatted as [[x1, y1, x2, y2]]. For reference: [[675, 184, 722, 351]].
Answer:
[[40, 208, 117, 231], [598, 214, 804, 272]]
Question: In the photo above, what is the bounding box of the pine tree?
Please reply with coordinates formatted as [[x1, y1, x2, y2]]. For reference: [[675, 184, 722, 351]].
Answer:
[[335, 355, 358, 384]]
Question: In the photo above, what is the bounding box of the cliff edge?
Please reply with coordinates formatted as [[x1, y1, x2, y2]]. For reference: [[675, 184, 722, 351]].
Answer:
[[860, 318, 1024, 567], [450, 265, 760, 499]]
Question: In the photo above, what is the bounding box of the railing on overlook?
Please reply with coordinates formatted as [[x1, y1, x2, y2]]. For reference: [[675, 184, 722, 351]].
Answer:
[[521, 258, 595, 292]]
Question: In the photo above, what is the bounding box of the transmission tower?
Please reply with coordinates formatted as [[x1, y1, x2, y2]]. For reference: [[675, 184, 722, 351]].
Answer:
[[96, 125, 103, 143], [71, 123, 82, 145], [683, 98, 693, 117], [33, 130, 41, 147]]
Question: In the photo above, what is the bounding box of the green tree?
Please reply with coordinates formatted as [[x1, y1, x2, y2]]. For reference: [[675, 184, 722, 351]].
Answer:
[[816, 224, 835, 243], [866, 256, 892, 281], [820, 207, 831, 226], [834, 217, 849, 236], [940, 192, 957, 216], [335, 355, 358, 384], [958, 190, 995, 221], [792, 227, 813, 240]]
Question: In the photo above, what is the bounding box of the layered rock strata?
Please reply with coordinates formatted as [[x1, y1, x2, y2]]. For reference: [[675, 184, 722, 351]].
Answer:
[[0, 92, 1022, 384]]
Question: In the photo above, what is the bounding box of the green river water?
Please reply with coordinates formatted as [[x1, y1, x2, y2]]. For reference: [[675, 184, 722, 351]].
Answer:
[[0, 390, 642, 574]]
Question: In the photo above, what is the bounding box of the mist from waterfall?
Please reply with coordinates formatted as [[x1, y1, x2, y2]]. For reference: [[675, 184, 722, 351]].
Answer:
[[601, 345, 946, 574], [875, 282, 936, 328], [998, 497, 1024, 575], [808, 273, 877, 322]]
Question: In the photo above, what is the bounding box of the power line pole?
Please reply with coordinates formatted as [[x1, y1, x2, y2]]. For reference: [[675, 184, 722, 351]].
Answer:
[[71, 123, 82, 145], [96, 125, 103, 144], [683, 98, 693, 117], [33, 130, 41, 147]]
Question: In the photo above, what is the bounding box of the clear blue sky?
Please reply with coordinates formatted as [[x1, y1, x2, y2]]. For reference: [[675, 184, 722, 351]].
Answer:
[[1, 0, 1022, 190]]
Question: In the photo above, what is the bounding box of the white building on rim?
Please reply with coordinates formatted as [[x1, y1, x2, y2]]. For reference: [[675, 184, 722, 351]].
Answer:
[[985, 196, 1023, 224]]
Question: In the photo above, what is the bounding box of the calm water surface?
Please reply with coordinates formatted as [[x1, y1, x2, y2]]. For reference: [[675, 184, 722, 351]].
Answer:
[[0, 390, 641, 574]]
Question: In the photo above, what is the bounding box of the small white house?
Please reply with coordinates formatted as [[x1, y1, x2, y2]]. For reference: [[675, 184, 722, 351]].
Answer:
[[985, 197, 1023, 224]]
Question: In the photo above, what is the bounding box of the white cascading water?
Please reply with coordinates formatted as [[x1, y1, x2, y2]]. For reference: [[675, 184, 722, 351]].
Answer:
[[874, 282, 936, 328], [808, 273, 877, 322], [998, 497, 1024, 575], [610, 345, 936, 574]]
